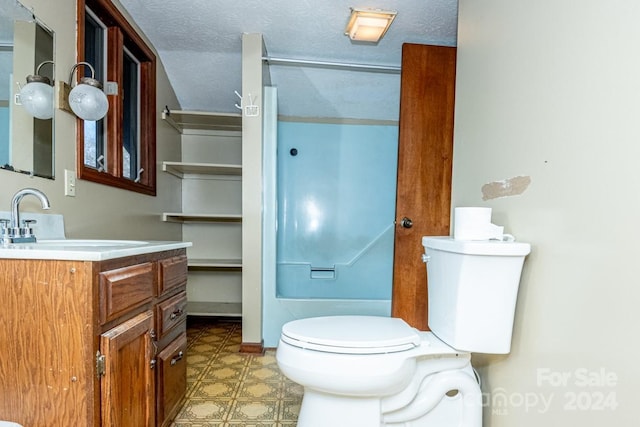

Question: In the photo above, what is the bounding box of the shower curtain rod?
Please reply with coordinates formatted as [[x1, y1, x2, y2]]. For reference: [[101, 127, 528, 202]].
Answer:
[[262, 56, 401, 74]]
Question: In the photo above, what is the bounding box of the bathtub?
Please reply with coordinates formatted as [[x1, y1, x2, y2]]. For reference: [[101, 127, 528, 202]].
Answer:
[[262, 87, 398, 347]]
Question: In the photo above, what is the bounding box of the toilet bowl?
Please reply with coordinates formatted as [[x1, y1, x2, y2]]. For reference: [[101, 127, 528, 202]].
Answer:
[[0, 422, 23, 427], [278, 315, 481, 427], [276, 237, 530, 427]]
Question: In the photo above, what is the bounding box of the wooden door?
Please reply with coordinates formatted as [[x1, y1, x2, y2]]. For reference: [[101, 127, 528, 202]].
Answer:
[[392, 44, 457, 330], [100, 310, 156, 426]]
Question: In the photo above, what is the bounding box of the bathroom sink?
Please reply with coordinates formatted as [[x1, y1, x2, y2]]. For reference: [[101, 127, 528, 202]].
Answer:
[[35, 239, 149, 247], [0, 238, 190, 261]]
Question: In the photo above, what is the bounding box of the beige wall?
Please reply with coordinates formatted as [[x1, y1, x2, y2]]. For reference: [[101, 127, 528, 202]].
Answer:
[[453, 0, 637, 424], [2, 0, 182, 241], [241, 33, 264, 346]]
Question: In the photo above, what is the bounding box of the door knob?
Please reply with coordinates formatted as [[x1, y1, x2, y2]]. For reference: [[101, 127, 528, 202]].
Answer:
[[400, 217, 413, 228]]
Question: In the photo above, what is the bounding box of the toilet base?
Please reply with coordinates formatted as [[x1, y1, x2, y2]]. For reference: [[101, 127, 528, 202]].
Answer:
[[297, 390, 382, 427], [294, 369, 482, 427], [382, 369, 482, 426]]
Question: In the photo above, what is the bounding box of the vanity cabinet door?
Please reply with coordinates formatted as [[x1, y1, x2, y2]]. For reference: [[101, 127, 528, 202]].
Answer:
[[100, 310, 156, 427], [156, 332, 188, 426]]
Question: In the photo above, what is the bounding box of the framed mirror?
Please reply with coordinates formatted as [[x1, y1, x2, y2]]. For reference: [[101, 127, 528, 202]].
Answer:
[[0, 0, 55, 179]]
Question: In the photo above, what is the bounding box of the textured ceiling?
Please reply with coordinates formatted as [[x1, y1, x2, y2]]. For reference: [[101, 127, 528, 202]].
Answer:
[[118, 0, 458, 121]]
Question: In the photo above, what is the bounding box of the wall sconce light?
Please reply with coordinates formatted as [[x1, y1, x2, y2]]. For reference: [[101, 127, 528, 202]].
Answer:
[[19, 60, 54, 120], [63, 62, 109, 121], [344, 8, 397, 43]]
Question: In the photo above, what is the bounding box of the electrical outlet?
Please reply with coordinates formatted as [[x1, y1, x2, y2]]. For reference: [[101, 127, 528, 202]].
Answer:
[[65, 169, 76, 197]]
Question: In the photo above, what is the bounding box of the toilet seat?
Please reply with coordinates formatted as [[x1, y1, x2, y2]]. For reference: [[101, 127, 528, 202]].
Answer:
[[281, 315, 421, 354]]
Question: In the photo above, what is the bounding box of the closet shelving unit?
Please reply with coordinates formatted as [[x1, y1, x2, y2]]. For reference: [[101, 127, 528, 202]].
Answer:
[[161, 108, 243, 317]]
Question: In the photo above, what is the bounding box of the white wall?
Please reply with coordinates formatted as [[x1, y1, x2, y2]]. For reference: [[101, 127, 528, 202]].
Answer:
[[453, 0, 639, 424], [1, 0, 182, 241]]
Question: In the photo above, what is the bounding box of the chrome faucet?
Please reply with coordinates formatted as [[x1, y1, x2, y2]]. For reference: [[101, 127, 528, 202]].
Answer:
[[2, 188, 51, 244]]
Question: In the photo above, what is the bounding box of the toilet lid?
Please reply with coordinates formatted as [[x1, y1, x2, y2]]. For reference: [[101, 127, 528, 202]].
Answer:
[[281, 316, 421, 354]]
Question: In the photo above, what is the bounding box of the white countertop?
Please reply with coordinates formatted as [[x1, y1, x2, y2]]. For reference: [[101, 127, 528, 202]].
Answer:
[[0, 239, 192, 261]]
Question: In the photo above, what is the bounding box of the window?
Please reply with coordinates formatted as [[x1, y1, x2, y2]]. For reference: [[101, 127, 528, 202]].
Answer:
[[77, 0, 156, 195]]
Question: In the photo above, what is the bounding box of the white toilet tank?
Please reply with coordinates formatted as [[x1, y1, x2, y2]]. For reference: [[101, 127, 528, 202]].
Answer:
[[422, 237, 531, 354]]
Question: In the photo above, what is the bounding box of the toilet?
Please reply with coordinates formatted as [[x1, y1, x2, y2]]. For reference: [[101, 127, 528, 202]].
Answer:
[[276, 236, 531, 427]]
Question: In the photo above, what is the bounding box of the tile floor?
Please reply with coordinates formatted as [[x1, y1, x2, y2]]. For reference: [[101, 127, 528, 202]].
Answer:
[[171, 318, 302, 426]]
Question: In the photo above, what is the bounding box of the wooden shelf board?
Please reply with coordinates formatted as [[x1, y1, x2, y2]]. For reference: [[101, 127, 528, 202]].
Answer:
[[187, 301, 242, 317], [162, 109, 242, 133], [162, 213, 242, 223], [188, 258, 242, 270], [162, 161, 242, 178]]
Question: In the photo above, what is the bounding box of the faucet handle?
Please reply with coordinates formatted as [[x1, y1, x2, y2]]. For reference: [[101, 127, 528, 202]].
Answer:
[[21, 219, 37, 239], [0, 219, 10, 243]]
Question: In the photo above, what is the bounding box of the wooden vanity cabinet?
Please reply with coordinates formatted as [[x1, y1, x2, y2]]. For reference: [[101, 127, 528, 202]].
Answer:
[[0, 249, 188, 427]]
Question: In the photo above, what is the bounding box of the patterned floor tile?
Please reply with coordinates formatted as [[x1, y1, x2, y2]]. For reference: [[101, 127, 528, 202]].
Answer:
[[174, 399, 228, 422], [171, 318, 301, 426], [278, 399, 302, 422], [228, 400, 279, 421], [224, 423, 277, 427], [191, 381, 237, 399], [237, 381, 280, 399]]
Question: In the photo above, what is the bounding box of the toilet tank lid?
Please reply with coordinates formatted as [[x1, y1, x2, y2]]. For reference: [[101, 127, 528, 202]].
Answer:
[[422, 236, 531, 256], [281, 316, 421, 354]]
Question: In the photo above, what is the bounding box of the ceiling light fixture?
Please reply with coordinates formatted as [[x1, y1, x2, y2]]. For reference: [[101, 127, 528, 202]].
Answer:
[[19, 60, 55, 120], [344, 8, 397, 43]]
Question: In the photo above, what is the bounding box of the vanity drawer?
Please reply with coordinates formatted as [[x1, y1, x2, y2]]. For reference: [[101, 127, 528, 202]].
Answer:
[[99, 262, 156, 324], [157, 332, 187, 426], [158, 255, 188, 296], [157, 291, 187, 339]]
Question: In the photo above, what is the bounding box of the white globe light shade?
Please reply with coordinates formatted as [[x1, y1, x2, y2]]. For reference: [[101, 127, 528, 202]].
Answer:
[[69, 81, 109, 121], [19, 81, 54, 120]]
